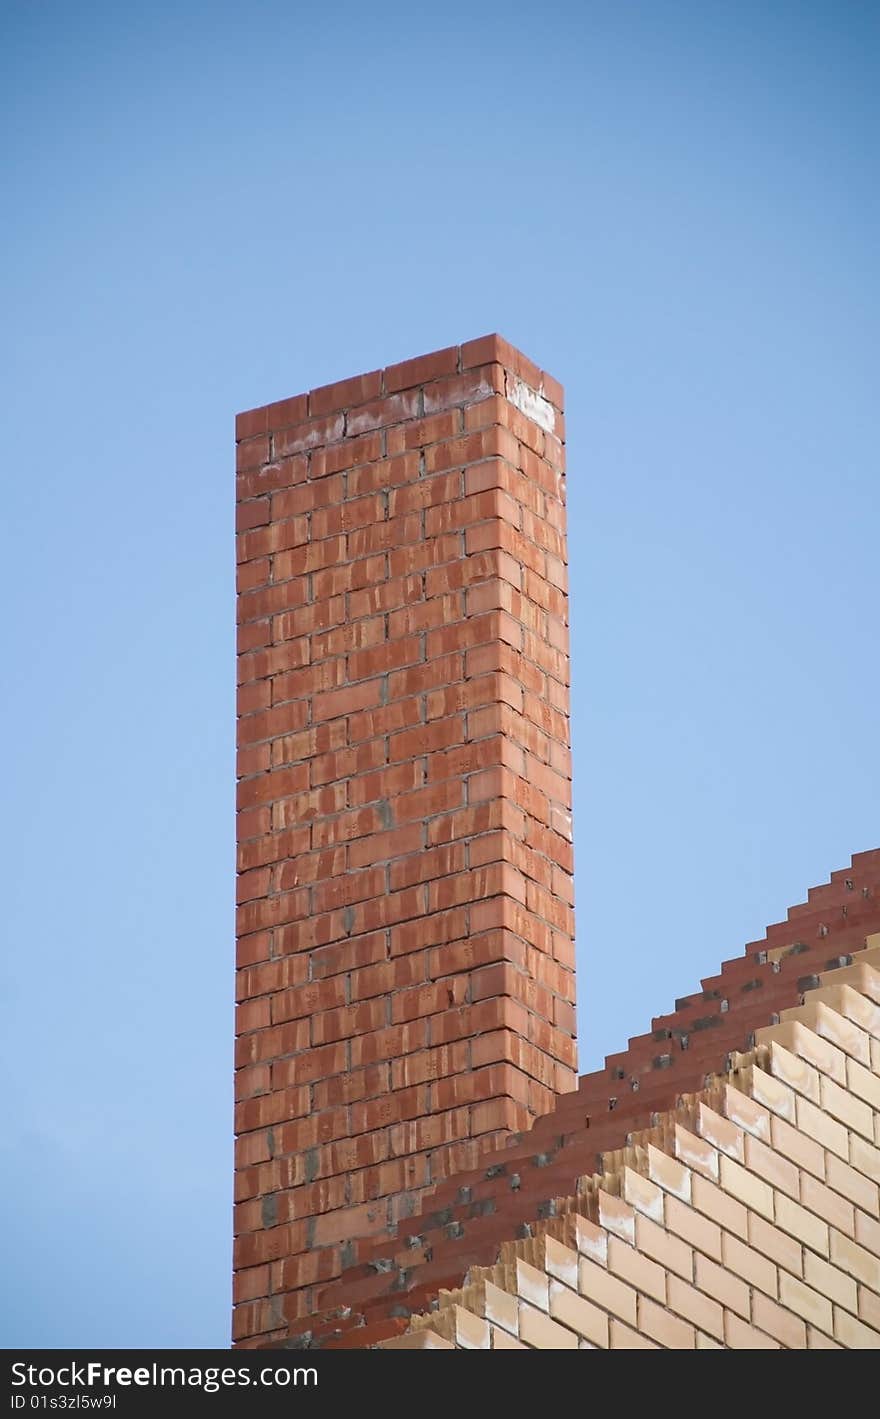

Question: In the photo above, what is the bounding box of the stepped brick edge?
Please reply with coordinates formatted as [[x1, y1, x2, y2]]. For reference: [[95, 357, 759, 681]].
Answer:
[[382, 933, 880, 1350]]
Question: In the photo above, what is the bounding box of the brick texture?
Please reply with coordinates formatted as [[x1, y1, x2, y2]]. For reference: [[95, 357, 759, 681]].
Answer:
[[234, 337, 575, 1344], [382, 937, 880, 1350], [316, 871, 880, 1348]]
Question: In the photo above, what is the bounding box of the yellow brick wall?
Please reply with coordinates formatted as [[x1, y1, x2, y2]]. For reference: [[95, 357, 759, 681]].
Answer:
[[383, 939, 880, 1349]]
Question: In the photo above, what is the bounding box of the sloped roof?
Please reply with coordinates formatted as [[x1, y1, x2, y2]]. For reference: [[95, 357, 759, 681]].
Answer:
[[294, 848, 880, 1347], [384, 933, 880, 1349]]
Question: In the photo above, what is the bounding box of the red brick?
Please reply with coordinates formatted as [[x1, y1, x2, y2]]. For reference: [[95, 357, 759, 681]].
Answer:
[[423, 429, 519, 477], [388, 716, 464, 763], [350, 952, 427, 1003], [312, 553, 386, 602], [236, 556, 270, 593], [346, 390, 421, 436], [389, 843, 466, 892], [385, 346, 458, 393], [312, 866, 387, 916], [312, 679, 383, 721], [237, 680, 271, 717], [310, 932, 388, 980], [238, 578, 310, 627], [387, 533, 462, 579], [459, 333, 510, 372], [310, 805, 384, 848], [384, 411, 459, 457], [350, 1022, 429, 1067], [389, 907, 469, 957], [348, 824, 424, 869], [423, 365, 504, 414], [388, 473, 463, 518], [347, 760, 421, 808], [348, 634, 421, 683], [264, 392, 309, 429], [394, 778, 465, 824], [238, 454, 308, 503], [236, 434, 270, 472], [347, 450, 420, 495], [309, 369, 383, 417], [236, 497, 271, 534], [271, 472, 344, 521], [237, 405, 270, 441]]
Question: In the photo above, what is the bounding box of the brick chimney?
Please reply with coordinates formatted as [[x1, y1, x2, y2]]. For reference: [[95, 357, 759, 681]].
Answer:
[[234, 335, 576, 1346]]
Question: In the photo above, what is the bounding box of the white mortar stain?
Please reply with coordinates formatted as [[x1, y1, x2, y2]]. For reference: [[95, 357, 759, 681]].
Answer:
[[577, 1227, 608, 1266], [505, 372, 556, 435]]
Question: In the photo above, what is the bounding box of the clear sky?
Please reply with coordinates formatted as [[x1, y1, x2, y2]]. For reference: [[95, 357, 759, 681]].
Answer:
[[2, 0, 877, 1348]]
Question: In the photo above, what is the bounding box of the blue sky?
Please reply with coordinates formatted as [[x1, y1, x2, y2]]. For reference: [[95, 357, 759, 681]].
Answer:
[[2, 0, 877, 1347]]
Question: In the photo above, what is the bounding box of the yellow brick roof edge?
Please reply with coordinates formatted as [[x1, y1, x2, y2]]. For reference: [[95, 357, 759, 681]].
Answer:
[[382, 936, 880, 1350]]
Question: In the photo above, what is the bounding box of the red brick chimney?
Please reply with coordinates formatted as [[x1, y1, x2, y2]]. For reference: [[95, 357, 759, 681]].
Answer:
[[234, 335, 576, 1346]]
